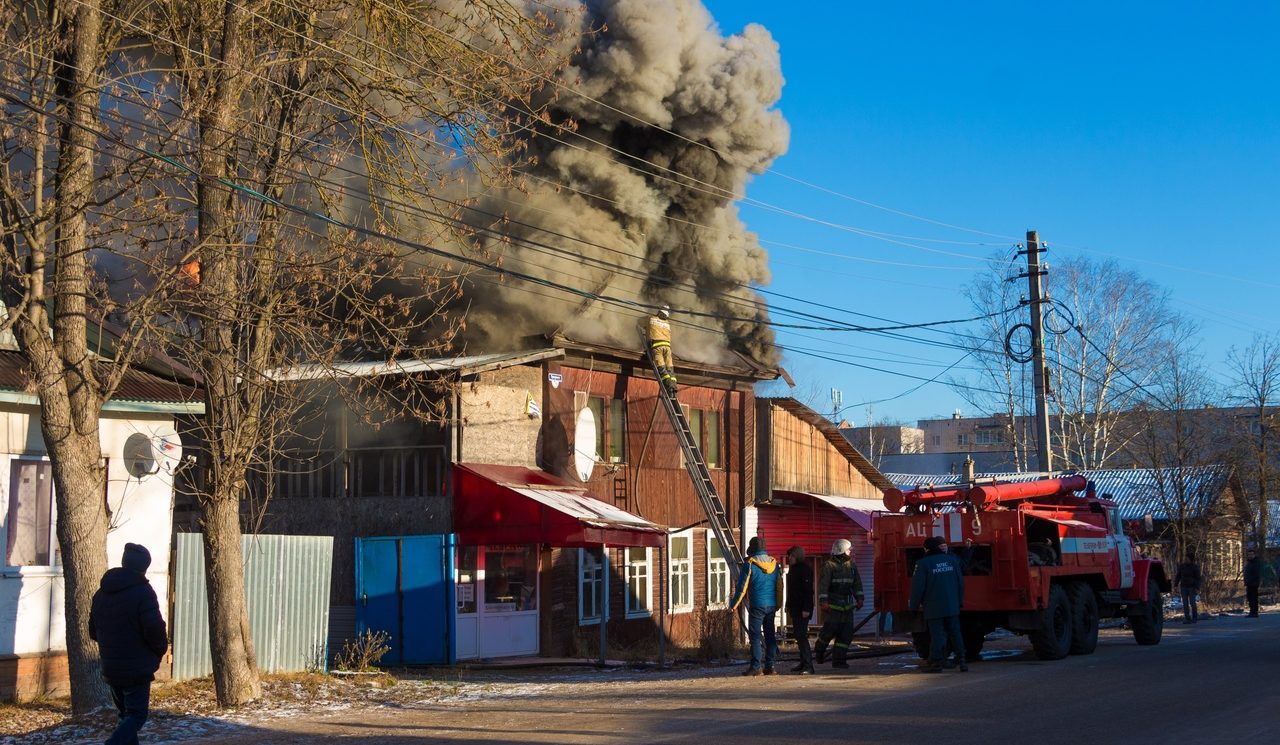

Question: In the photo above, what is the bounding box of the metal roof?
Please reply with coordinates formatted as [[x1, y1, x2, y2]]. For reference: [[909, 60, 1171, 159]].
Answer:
[[264, 348, 564, 381], [0, 349, 201, 411], [883, 465, 1234, 521]]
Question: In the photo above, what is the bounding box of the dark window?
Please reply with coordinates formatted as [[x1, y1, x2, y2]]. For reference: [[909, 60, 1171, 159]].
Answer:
[[6, 460, 54, 566]]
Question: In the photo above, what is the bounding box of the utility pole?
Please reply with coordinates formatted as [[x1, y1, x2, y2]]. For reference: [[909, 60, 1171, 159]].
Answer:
[[1023, 230, 1053, 473]]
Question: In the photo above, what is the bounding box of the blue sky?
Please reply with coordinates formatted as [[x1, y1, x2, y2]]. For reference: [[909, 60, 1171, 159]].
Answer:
[[702, 1, 1280, 424]]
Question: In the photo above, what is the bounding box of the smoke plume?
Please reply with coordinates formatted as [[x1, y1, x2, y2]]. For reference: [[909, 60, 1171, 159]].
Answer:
[[453, 0, 788, 366]]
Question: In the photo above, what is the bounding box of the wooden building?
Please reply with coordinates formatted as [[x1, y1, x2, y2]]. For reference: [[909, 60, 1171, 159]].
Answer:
[[242, 338, 775, 662], [746, 398, 895, 632]]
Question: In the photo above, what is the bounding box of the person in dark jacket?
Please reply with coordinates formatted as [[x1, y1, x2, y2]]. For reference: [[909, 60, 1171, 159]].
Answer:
[[730, 536, 782, 676], [90, 543, 168, 745], [813, 538, 864, 669], [1173, 549, 1202, 623], [785, 546, 815, 674], [910, 536, 966, 673], [1244, 548, 1262, 618]]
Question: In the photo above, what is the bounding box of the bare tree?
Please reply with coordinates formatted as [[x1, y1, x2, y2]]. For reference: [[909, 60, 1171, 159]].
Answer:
[[1126, 333, 1222, 556], [950, 252, 1036, 471], [128, 0, 571, 706], [0, 0, 138, 716], [1226, 332, 1280, 549]]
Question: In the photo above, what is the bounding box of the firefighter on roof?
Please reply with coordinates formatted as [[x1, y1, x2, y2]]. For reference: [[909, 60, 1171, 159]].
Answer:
[[814, 538, 864, 669], [647, 305, 677, 394]]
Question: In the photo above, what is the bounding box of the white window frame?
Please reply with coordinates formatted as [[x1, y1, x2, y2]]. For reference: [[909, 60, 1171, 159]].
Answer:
[[706, 531, 730, 609], [669, 530, 694, 613], [624, 547, 652, 618], [578, 547, 603, 625]]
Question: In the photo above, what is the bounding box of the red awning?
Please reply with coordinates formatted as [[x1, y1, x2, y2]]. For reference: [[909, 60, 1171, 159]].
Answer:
[[453, 463, 666, 548], [776, 491, 884, 532]]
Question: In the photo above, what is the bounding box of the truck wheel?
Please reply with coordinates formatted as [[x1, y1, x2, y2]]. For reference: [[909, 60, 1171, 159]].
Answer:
[[1131, 578, 1164, 645], [1029, 584, 1073, 660], [1068, 582, 1099, 655], [911, 631, 931, 659]]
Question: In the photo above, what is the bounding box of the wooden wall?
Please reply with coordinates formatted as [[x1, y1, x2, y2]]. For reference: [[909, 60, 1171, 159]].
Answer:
[[765, 404, 883, 501]]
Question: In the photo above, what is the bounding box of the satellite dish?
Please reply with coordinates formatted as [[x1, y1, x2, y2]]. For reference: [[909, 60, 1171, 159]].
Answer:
[[573, 406, 598, 482], [123, 433, 159, 479]]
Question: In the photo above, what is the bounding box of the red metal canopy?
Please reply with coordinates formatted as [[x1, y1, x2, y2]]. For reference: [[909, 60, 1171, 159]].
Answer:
[[452, 463, 666, 548]]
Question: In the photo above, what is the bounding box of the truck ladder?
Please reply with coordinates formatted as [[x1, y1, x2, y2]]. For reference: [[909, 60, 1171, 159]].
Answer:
[[644, 344, 743, 566]]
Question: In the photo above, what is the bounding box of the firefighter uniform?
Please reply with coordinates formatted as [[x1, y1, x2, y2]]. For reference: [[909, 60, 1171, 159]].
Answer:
[[648, 312, 677, 392], [814, 550, 864, 667]]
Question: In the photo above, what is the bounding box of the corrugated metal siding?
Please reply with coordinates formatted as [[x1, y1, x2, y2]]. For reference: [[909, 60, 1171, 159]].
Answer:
[[749, 502, 876, 632], [172, 533, 333, 680]]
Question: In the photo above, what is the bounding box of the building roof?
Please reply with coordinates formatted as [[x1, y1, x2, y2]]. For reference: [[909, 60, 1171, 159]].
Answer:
[[265, 349, 564, 381], [874, 451, 1022, 475], [765, 397, 896, 492], [882, 465, 1234, 521], [553, 334, 779, 383], [0, 349, 202, 413]]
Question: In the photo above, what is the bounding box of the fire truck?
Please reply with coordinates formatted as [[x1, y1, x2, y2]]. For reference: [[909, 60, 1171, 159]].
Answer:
[[873, 475, 1171, 661]]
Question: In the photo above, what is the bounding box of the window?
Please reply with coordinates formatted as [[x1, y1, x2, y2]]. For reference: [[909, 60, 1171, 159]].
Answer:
[[484, 545, 538, 612], [976, 430, 1007, 445], [587, 396, 627, 464], [578, 548, 604, 624], [669, 532, 693, 612], [932, 435, 941, 447], [625, 547, 652, 617], [6, 460, 55, 567], [456, 546, 477, 614], [704, 410, 721, 468], [957, 433, 970, 446], [706, 533, 730, 608], [608, 398, 627, 463], [587, 396, 606, 459], [682, 407, 723, 469]]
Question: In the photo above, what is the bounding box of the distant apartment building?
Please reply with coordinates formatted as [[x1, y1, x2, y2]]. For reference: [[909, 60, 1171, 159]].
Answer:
[[839, 424, 923, 461], [917, 413, 1016, 453]]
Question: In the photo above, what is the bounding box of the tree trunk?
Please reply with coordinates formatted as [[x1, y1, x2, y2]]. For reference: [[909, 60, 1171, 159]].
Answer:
[[37, 0, 111, 717], [190, 0, 261, 707], [200, 492, 260, 705]]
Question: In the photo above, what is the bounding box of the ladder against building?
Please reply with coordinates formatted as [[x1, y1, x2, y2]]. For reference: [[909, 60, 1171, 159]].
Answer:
[[643, 343, 743, 566]]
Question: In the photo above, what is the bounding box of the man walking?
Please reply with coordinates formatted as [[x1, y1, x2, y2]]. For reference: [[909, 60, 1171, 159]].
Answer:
[[731, 536, 782, 676], [1244, 547, 1262, 618], [647, 305, 677, 394], [90, 543, 168, 745], [813, 538, 864, 669], [1173, 549, 1202, 623], [785, 546, 815, 674], [910, 535, 966, 673]]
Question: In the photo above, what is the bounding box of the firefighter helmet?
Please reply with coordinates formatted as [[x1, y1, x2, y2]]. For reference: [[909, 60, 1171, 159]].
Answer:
[[831, 538, 852, 556], [657, 305, 670, 319]]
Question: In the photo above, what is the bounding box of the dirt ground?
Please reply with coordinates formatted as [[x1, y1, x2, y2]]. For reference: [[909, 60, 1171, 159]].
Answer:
[[3, 605, 1270, 744]]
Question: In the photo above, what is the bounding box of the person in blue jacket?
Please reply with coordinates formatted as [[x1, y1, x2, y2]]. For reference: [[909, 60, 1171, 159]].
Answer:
[[731, 536, 782, 676], [910, 535, 966, 673], [90, 543, 169, 745]]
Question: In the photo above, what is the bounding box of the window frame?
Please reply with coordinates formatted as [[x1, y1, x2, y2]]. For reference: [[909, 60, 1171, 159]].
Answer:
[[706, 531, 730, 609], [624, 547, 652, 618], [578, 547, 604, 626], [669, 530, 694, 613], [608, 397, 627, 464], [5, 459, 58, 570]]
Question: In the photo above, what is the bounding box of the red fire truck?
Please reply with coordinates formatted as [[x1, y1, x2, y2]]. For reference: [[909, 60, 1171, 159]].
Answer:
[[873, 475, 1170, 661]]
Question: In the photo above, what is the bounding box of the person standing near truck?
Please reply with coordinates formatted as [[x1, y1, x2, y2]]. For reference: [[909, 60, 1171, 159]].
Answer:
[[910, 535, 967, 673], [1174, 549, 1202, 623], [1244, 547, 1262, 618], [813, 539, 864, 669]]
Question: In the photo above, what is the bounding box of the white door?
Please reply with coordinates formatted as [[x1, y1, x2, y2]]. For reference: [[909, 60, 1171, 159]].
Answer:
[[456, 545, 540, 660]]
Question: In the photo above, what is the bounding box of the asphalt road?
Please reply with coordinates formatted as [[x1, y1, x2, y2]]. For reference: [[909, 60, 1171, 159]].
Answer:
[[203, 613, 1279, 744]]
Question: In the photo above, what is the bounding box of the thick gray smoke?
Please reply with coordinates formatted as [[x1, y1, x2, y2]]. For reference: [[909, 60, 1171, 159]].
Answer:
[[454, 0, 788, 366]]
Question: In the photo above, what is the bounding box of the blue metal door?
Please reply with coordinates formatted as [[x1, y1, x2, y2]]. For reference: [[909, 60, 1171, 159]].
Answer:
[[355, 535, 456, 665]]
